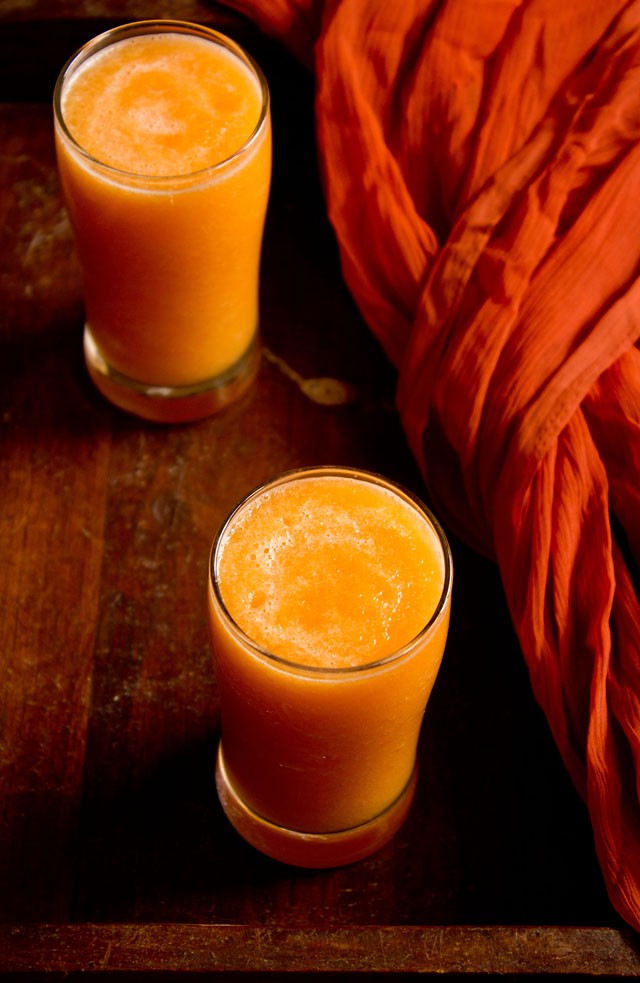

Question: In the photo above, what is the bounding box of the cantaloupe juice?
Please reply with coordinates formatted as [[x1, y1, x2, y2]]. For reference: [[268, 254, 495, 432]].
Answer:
[[54, 22, 271, 421], [208, 467, 452, 866]]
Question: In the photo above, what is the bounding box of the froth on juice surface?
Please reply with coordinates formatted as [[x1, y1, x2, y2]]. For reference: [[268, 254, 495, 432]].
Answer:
[[55, 28, 271, 390], [217, 475, 446, 668], [209, 470, 452, 836], [61, 34, 263, 175]]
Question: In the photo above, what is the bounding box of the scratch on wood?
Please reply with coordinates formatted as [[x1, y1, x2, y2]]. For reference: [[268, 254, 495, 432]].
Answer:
[[100, 941, 112, 969]]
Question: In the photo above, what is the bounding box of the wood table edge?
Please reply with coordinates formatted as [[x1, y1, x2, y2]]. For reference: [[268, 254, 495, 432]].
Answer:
[[0, 924, 638, 975]]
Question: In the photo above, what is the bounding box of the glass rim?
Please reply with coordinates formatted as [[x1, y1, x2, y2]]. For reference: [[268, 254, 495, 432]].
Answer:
[[53, 19, 271, 185], [209, 465, 453, 677]]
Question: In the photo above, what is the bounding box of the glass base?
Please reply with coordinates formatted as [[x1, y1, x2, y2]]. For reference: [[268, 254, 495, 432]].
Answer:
[[83, 327, 260, 423], [215, 742, 417, 868]]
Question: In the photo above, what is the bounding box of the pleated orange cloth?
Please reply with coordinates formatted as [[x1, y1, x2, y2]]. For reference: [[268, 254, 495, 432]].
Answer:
[[223, 0, 640, 931]]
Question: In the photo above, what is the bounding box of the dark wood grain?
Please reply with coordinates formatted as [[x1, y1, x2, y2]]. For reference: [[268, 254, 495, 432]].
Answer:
[[1, 924, 639, 976], [0, 2, 638, 976]]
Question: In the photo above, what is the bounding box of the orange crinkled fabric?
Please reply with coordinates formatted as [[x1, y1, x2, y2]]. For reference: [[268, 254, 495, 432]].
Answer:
[[224, 0, 640, 931]]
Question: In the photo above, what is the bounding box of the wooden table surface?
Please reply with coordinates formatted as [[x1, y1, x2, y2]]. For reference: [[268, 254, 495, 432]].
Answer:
[[1, 2, 639, 977]]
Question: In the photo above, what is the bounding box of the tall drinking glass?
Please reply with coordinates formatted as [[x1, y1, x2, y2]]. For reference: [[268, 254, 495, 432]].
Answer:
[[54, 21, 271, 422], [208, 466, 453, 867]]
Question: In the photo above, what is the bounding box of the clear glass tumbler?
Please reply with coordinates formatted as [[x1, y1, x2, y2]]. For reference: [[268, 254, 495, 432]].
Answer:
[[54, 21, 271, 422], [208, 466, 453, 867]]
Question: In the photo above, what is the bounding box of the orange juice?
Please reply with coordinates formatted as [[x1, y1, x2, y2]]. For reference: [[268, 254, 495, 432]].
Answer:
[[208, 467, 452, 866], [54, 22, 271, 422]]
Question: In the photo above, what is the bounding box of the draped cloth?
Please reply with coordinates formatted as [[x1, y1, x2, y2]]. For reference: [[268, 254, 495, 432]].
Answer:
[[223, 0, 640, 931]]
